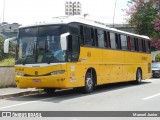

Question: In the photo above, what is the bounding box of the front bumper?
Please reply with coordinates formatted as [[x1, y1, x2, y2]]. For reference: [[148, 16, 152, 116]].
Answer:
[[15, 73, 72, 88]]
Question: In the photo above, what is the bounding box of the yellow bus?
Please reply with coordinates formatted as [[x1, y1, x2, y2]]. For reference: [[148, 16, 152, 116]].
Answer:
[[4, 16, 151, 93]]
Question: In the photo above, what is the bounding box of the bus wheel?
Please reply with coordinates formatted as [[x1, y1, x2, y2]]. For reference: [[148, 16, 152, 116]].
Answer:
[[135, 69, 142, 84], [44, 88, 56, 94], [82, 72, 94, 93]]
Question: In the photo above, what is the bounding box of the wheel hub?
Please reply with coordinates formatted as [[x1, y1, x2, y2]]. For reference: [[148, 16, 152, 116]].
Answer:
[[86, 77, 93, 90]]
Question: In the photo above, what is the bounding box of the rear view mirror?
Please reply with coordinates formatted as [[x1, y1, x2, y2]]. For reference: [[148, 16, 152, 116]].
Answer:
[[60, 32, 70, 50], [4, 37, 16, 53]]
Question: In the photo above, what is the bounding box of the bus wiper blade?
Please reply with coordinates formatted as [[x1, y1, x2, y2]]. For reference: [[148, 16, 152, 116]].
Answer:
[[22, 57, 28, 65], [22, 59, 26, 65], [47, 61, 51, 64]]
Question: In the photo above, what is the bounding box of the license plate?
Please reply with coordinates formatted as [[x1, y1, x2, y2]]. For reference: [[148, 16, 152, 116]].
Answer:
[[33, 79, 41, 83]]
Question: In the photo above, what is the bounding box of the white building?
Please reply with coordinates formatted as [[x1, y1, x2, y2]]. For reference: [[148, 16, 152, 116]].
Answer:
[[65, 1, 81, 15]]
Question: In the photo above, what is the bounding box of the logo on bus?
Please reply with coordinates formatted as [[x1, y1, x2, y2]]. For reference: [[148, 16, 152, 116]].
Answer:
[[87, 51, 91, 57], [142, 57, 147, 60], [35, 71, 38, 76]]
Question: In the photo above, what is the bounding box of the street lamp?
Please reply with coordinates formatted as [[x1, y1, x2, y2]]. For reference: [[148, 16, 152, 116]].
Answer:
[[113, 0, 117, 28]]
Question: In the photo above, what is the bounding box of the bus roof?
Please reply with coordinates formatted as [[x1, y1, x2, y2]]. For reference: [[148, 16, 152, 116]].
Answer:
[[20, 16, 150, 40]]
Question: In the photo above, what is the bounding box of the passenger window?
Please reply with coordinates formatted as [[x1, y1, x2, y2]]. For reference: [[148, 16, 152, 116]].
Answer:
[[69, 24, 79, 35], [138, 39, 143, 52], [110, 32, 116, 49], [104, 31, 107, 47], [127, 36, 131, 51], [80, 25, 84, 45], [134, 38, 139, 51], [148, 41, 151, 53], [84, 27, 92, 45], [120, 35, 127, 50], [97, 29, 104, 48], [94, 29, 98, 46], [115, 33, 121, 49], [107, 32, 111, 48], [91, 28, 95, 46], [104, 31, 111, 48], [130, 37, 135, 51], [142, 40, 146, 52]]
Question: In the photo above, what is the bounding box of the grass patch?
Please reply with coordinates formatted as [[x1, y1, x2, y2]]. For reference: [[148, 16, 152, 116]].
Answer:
[[0, 58, 15, 66]]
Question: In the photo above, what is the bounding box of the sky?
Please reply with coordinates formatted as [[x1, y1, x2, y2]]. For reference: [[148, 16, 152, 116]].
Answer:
[[0, 0, 129, 25]]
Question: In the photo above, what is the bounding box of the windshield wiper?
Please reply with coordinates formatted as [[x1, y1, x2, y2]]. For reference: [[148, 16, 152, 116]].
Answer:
[[22, 57, 28, 65]]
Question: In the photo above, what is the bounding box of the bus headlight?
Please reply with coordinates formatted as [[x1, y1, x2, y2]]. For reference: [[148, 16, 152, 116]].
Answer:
[[16, 72, 25, 76], [50, 70, 65, 75]]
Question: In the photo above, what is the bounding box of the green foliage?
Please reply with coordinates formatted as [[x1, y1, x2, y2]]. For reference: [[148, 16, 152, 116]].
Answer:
[[125, 0, 160, 42], [155, 53, 160, 62], [0, 58, 15, 66], [128, 0, 157, 37]]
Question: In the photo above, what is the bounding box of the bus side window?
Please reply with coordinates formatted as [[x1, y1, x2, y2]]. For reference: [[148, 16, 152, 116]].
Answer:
[[104, 31, 109, 48], [127, 36, 131, 51], [110, 32, 116, 49], [97, 29, 104, 48], [145, 40, 149, 53], [138, 39, 143, 52], [80, 25, 84, 45], [148, 41, 151, 53], [107, 32, 111, 48], [120, 34, 127, 50], [130, 37, 135, 51], [142, 40, 146, 52], [91, 28, 95, 46], [84, 26, 92, 46], [134, 38, 139, 51], [94, 29, 98, 47], [115, 33, 121, 49]]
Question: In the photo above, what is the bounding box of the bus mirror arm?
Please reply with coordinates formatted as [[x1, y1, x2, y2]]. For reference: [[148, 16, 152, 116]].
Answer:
[[4, 37, 17, 53], [60, 32, 70, 51]]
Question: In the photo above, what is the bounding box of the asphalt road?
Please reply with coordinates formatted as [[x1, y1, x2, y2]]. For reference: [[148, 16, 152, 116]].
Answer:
[[0, 78, 160, 120]]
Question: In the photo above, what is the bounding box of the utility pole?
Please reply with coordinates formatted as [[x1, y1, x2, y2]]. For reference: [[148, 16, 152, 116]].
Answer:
[[3, 0, 5, 22], [113, 0, 117, 28]]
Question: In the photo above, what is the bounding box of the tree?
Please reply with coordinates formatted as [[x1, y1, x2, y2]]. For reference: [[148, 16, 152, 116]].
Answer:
[[124, 0, 160, 51]]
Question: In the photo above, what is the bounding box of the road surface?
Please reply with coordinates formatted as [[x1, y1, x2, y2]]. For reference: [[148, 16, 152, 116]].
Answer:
[[0, 78, 160, 120]]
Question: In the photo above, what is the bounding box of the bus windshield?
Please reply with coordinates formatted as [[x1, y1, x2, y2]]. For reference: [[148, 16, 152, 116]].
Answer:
[[16, 25, 68, 64]]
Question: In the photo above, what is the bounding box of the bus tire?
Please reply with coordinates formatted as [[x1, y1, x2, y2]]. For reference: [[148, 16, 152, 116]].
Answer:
[[82, 72, 94, 93], [44, 88, 56, 94], [135, 69, 142, 84]]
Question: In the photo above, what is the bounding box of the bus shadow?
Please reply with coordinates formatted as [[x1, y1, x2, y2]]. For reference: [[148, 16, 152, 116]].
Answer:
[[7, 81, 151, 103]]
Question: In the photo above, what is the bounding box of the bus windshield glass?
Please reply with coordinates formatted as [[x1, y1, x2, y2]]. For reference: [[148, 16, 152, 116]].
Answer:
[[16, 25, 68, 64]]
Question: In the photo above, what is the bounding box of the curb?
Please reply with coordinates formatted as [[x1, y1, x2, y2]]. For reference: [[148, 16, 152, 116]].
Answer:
[[0, 90, 43, 99]]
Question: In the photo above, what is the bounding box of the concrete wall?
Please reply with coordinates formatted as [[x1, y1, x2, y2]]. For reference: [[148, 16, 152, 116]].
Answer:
[[0, 67, 16, 88]]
